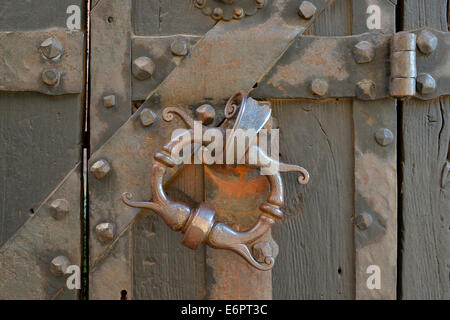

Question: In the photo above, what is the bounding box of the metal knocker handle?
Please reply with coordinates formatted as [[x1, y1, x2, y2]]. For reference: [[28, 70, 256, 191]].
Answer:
[[122, 92, 309, 271]]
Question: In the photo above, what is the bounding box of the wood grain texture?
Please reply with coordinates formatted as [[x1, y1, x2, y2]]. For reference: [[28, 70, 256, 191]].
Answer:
[[0, 1, 85, 299], [0, 0, 85, 31], [304, 0, 352, 36], [400, 0, 450, 299], [271, 99, 354, 299], [132, 165, 207, 299], [0, 93, 83, 247]]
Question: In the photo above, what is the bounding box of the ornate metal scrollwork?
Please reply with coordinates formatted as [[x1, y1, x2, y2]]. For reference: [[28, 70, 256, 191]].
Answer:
[[194, 0, 266, 21], [122, 91, 309, 270]]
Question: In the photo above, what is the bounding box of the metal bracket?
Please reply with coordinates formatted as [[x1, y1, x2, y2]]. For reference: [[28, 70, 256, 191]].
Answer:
[[0, 29, 84, 95], [252, 27, 450, 101]]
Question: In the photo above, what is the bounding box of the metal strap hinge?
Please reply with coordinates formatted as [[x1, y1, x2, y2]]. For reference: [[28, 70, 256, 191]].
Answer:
[[250, 27, 449, 101]]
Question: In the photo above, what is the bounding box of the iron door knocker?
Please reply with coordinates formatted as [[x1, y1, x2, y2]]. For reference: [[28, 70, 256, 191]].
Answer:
[[122, 91, 309, 270]]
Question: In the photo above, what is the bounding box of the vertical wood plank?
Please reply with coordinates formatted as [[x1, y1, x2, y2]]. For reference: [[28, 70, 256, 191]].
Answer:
[[271, 100, 355, 299], [271, 0, 355, 299], [400, 0, 450, 300], [132, 165, 206, 299], [352, 0, 398, 300]]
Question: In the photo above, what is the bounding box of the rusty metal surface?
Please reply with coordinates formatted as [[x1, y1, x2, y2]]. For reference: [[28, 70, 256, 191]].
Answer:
[[353, 100, 398, 299], [131, 35, 202, 101], [352, 3, 397, 300], [0, 29, 84, 95], [252, 32, 392, 99], [138, 0, 333, 109], [253, 27, 450, 100]]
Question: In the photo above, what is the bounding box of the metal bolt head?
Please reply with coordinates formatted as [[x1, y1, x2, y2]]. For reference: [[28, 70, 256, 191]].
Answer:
[[416, 30, 438, 55], [140, 108, 157, 126], [132, 56, 155, 80], [375, 128, 394, 146], [356, 212, 373, 230], [195, 104, 215, 125], [212, 7, 224, 20], [298, 1, 317, 19], [194, 0, 206, 8], [96, 222, 115, 243], [90, 159, 111, 179], [42, 69, 60, 87], [39, 37, 64, 60], [356, 79, 376, 100], [311, 79, 328, 97], [252, 239, 279, 264], [103, 95, 116, 108], [255, 0, 265, 8], [416, 73, 436, 95], [49, 199, 70, 220], [170, 39, 188, 56], [352, 41, 375, 64], [50, 256, 70, 276], [233, 8, 245, 19]]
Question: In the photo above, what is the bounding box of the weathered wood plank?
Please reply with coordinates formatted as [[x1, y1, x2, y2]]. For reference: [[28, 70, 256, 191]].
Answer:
[[0, 0, 86, 31], [0, 0, 85, 299], [304, 0, 352, 36], [0, 93, 83, 246], [132, 165, 206, 300], [400, 0, 450, 300], [271, 99, 354, 299], [269, 0, 354, 300]]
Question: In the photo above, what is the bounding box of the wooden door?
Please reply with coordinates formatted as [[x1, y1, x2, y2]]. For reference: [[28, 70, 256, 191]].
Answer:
[[0, 0, 448, 300], [0, 0, 86, 299]]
